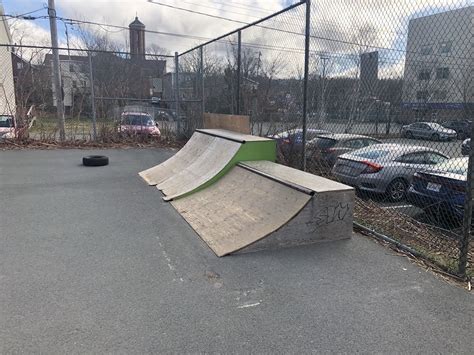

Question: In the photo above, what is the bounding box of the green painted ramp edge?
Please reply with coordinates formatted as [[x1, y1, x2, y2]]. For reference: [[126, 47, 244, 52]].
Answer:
[[172, 139, 276, 200]]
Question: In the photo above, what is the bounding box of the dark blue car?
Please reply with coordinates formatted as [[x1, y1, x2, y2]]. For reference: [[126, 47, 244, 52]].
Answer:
[[407, 157, 468, 220], [268, 128, 331, 151]]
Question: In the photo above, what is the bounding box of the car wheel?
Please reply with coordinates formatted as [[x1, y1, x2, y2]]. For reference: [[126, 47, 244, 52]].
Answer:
[[386, 179, 408, 202], [83, 155, 109, 167], [405, 131, 413, 139], [431, 133, 440, 141]]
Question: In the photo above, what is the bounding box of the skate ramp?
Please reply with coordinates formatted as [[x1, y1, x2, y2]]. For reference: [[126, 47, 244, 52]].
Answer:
[[139, 129, 276, 200], [139, 131, 214, 186], [171, 162, 354, 256]]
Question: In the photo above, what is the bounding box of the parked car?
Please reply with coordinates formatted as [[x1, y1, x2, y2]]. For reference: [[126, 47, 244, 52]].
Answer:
[[307, 133, 381, 167], [401, 122, 456, 141], [442, 120, 471, 139], [119, 112, 161, 137], [407, 157, 468, 221], [462, 138, 470, 156], [0, 114, 15, 139], [332, 144, 449, 202], [270, 128, 331, 154], [155, 109, 177, 122]]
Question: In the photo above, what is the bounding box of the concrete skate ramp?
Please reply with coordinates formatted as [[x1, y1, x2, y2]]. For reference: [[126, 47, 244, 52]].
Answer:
[[139, 128, 276, 201], [139, 131, 215, 186], [171, 166, 312, 256]]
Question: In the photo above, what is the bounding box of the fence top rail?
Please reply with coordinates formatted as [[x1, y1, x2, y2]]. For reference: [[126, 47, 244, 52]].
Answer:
[[178, 0, 306, 57]]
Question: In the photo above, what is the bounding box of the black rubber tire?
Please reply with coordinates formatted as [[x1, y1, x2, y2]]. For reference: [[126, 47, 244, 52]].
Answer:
[[431, 133, 440, 141], [405, 131, 413, 138], [386, 178, 408, 202], [83, 155, 109, 167]]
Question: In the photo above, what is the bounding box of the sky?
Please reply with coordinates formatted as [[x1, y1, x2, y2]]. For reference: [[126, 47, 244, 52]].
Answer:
[[2, 0, 296, 53], [1, 0, 471, 78]]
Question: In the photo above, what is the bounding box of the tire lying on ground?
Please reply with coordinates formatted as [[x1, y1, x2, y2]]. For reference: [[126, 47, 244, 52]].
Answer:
[[83, 155, 109, 167]]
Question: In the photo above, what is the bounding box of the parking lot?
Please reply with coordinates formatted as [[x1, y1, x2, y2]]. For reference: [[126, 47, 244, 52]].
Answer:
[[1, 148, 472, 353]]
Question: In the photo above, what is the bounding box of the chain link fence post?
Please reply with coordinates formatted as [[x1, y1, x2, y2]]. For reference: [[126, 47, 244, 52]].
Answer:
[[87, 52, 97, 141], [236, 30, 242, 115], [459, 125, 474, 276], [200, 46, 205, 123], [174, 51, 180, 137], [301, 0, 311, 171]]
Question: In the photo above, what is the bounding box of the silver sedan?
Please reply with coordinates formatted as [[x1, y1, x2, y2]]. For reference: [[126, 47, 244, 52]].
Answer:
[[401, 122, 456, 141], [332, 144, 449, 202]]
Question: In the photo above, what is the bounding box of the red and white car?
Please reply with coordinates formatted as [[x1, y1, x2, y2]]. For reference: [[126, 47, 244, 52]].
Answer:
[[118, 112, 161, 137]]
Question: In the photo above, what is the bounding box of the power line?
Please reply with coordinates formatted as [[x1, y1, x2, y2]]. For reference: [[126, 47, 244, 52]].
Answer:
[[166, 0, 267, 20], [0, 43, 174, 57], [205, 0, 287, 14], [147, 0, 248, 25], [58, 16, 211, 41], [1, 7, 47, 22]]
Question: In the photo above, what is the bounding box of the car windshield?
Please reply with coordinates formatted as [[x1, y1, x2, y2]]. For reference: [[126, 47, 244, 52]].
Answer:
[[122, 115, 154, 126], [435, 158, 468, 175], [311, 137, 337, 149], [352, 149, 391, 160], [0, 115, 13, 128]]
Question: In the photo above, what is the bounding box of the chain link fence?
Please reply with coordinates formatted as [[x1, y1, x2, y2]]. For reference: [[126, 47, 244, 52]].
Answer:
[[2, 43, 175, 142], [175, 0, 473, 277], [1, 1, 472, 277]]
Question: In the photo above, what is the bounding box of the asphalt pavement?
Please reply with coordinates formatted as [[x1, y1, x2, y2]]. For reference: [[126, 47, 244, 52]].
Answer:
[[0, 148, 473, 353]]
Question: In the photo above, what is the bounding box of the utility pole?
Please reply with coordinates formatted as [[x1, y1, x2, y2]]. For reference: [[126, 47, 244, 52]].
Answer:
[[48, 0, 65, 141]]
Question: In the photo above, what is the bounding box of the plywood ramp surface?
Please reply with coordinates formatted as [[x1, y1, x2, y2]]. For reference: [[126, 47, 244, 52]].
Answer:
[[157, 138, 241, 200], [138, 133, 218, 185], [139, 132, 215, 185], [203, 113, 251, 134], [240, 161, 353, 193], [171, 166, 311, 256]]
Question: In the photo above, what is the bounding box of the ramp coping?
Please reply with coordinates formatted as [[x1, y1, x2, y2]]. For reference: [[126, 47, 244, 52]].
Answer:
[[239, 161, 354, 194], [238, 163, 314, 196], [196, 128, 272, 143]]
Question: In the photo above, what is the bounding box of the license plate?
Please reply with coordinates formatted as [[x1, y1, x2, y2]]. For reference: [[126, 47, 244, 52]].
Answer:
[[426, 182, 441, 192]]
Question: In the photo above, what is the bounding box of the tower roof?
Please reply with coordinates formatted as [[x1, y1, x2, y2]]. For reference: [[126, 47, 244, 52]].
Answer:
[[129, 16, 145, 28]]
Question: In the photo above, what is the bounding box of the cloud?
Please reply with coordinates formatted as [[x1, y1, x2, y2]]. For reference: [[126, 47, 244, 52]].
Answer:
[[55, 0, 289, 54], [5, 0, 470, 78]]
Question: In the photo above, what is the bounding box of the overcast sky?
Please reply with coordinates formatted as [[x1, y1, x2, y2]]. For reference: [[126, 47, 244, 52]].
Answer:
[[2, 0, 297, 53], [1, 0, 470, 78]]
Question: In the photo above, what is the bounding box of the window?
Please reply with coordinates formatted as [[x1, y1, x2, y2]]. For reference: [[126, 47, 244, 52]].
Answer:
[[436, 67, 450, 79], [16, 62, 23, 70], [343, 139, 365, 149], [420, 45, 433, 55], [362, 138, 380, 147], [424, 152, 448, 165], [81, 80, 87, 87], [397, 152, 426, 164], [72, 81, 77, 88], [439, 41, 452, 54], [313, 137, 337, 149], [353, 149, 390, 160], [69, 63, 75, 72], [416, 91, 429, 100], [418, 69, 431, 81]]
